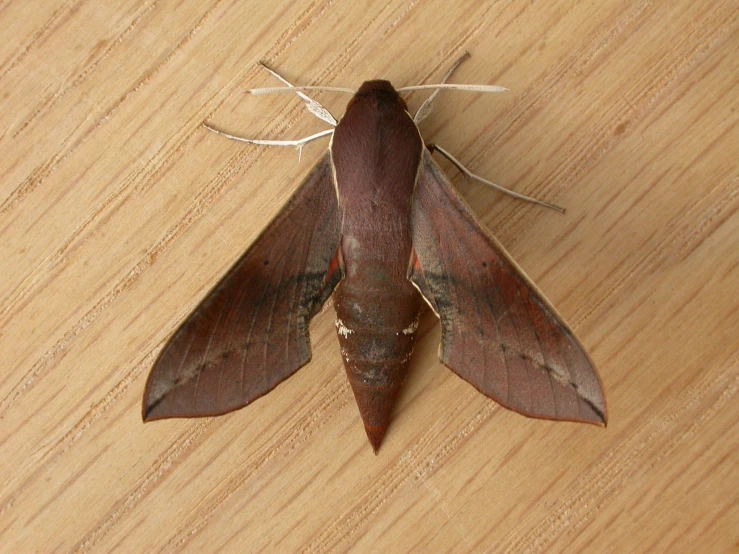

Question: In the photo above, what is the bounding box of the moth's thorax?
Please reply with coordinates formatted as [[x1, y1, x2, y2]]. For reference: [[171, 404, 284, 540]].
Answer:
[[331, 80, 423, 281]]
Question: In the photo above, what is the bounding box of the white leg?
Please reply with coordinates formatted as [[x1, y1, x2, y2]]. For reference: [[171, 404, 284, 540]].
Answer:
[[432, 145, 565, 213], [258, 62, 338, 126], [414, 52, 471, 124], [203, 124, 333, 161]]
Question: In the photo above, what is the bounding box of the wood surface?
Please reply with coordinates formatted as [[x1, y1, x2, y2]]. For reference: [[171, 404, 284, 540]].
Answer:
[[1, 0, 737, 552]]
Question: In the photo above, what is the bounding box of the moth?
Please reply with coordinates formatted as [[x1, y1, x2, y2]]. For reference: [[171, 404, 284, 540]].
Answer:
[[143, 55, 607, 453]]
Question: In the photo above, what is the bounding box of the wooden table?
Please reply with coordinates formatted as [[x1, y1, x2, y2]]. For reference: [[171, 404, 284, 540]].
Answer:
[[1, 1, 736, 551]]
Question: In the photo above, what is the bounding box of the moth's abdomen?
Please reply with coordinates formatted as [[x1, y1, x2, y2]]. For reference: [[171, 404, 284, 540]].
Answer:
[[333, 278, 422, 452], [335, 281, 419, 386]]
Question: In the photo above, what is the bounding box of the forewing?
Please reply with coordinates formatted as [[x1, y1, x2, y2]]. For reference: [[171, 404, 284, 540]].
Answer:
[[409, 149, 606, 425], [144, 152, 342, 420]]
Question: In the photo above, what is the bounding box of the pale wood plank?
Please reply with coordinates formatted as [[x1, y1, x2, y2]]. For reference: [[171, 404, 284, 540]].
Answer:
[[1, 0, 736, 552]]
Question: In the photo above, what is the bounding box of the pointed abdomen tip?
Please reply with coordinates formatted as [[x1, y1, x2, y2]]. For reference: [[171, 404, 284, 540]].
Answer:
[[364, 425, 386, 455]]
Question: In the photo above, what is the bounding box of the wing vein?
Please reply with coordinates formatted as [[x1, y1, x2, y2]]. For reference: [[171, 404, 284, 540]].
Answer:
[[453, 217, 488, 392], [526, 305, 548, 415], [169, 323, 198, 413], [195, 306, 227, 407], [223, 264, 263, 403], [487, 263, 518, 407], [482, 279, 506, 402], [548, 308, 582, 419], [239, 274, 272, 402], [547, 368, 559, 418], [260, 229, 299, 392], [285, 199, 321, 375]]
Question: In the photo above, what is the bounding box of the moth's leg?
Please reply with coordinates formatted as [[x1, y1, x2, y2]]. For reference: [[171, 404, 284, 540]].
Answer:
[[259, 62, 338, 126], [203, 124, 333, 161], [414, 52, 471, 124], [203, 125, 333, 147], [429, 143, 565, 213]]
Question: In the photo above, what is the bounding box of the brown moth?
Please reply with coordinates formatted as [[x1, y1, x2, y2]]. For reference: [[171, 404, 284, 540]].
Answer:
[[143, 56, 607, 453]]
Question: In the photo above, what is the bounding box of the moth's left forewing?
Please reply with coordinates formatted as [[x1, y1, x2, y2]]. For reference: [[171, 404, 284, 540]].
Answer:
[[409, 149, 607, 425], [143, 152, 342, 421]]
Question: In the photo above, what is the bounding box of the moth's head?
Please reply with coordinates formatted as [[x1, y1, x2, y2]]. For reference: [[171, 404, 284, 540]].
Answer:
[[346, 80, 409, 112]]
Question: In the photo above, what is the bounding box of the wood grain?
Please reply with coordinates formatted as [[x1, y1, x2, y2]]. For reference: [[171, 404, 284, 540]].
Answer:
[[1, 0, 736, 552]]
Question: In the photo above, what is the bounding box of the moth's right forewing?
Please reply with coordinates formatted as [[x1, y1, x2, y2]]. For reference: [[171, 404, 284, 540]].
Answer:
[[144, 152, 342, 421], [409, 149, 606, 425]]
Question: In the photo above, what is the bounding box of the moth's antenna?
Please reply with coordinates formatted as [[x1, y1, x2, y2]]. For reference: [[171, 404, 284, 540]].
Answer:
[[398, 84, 508, 93], [249, 78, 506, 97], [249, 86, 356, 95]]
